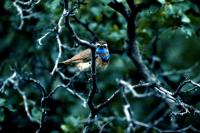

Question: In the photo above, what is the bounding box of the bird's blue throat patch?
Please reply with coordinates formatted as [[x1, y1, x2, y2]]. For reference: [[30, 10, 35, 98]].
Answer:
[[96, 48, 110, 62]]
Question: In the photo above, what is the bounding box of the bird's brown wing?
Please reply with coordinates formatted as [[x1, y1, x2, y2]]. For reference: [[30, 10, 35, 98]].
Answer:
[[62, 49, 91, 64]]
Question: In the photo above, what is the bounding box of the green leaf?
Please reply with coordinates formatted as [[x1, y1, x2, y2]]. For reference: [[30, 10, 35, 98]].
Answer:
[[116, 0, 125, 2], [0, 108, 5, 122], [61, 125, 70, 133], [4, 104, 16, 112], [31, 107, 42, 119], [180, 26, 193, 38], [102, 0, 112, 4], [157, 0, 165, 4], [90, 7, 101, 16], [135, 0, 142, 4], [0, 98, 6, 106], [64, 116, 80, 127], [50, 130, 59, 133], [164, 4, 175, 15], [181, 14, 190, 23]]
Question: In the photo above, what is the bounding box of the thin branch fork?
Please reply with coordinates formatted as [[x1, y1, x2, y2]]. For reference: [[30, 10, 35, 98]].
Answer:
[[83, 89, 120, 133], [126, 0, 136, 11], [174, 80, 200, 96], [96, 89, 120, 111], [73, 16, 98, 41], [108, 1, 129, 19], [0, 71, 48, 133], [23, 77, 48, 133], [63, 0, 95, 49], [120, 80, 200, 132], [120, 80, 156, 98], [121, 86, 135, 132], [108, 1, 157, 82]]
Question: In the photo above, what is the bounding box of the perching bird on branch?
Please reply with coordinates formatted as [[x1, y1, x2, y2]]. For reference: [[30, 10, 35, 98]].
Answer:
[[60, 41, 110, 71]]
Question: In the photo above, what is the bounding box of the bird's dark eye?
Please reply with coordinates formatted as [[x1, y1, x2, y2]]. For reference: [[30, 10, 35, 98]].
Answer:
[[103, 46, 106, 48]]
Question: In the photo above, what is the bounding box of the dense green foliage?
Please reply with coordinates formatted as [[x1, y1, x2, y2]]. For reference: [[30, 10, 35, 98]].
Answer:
[[1, 0, 200, 132]]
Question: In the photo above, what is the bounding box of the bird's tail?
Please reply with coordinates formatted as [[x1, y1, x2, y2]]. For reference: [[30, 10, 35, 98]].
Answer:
[[60, 59, 72, 65], [58, 59, 74, 72], [58, 59, 72, 69]]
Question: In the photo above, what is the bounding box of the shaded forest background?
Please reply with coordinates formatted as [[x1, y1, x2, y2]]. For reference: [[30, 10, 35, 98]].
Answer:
[[1, 0, 200, 132]]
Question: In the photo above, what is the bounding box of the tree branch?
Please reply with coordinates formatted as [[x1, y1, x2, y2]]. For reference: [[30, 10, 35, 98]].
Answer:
[[63, 0, 95, 49], [126, 0, 136, 11], [174, 80, 200, 96], [108, 1, 128, 19], [73, 16, 98, 41], [108, 0, 157, 82], [96, 89, 120, 111]]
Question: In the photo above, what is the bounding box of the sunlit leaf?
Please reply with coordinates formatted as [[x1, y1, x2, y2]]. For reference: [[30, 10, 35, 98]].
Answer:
[[181, 14, 191, 23], [164, 4, 174, 15], [157, 0, 165, 4], [180, 26, 193, 38]]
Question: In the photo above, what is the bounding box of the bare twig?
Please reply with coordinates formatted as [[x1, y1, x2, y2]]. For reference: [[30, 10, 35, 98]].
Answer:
[[96, 89, 120, 111], [13, 0, 24, 30], [73, 16, 98, 41], [17, 86, 40, 124], [12, 0, 41, 30], [120, 80, 155, 98], [0, 72, 17, 93], [63, 0, 95, 49], [121, 86, 135, 133], [50, 10, 65, 75], [174, 79, 200, 96]]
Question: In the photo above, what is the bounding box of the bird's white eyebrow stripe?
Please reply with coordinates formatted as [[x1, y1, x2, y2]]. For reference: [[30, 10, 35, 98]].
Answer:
[[96, 42, 108, 47], [96, 43, 100, 46]]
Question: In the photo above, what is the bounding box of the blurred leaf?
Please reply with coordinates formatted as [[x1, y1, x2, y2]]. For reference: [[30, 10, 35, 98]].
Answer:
[[4, 104, 16, 112], [91, 7, 101, 16], [180, 26, 193, 37], [135, 0, 142, 4], [181, 14, 191, 23], [64, 116, 80, 127], [157, 0, 165, 4], [102, 0, 112, 4], [0, 98, 5, 106], [0, 108, 5, 122], [31, 107, 42, 120], [164, 4, 175, 15], [50, 130, 59, 133], [61, 124, 70, 133], [116, 0, 125, 2]]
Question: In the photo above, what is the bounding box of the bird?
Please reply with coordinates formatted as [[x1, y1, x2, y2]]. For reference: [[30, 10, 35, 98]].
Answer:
[[60, 40, 110, 71]]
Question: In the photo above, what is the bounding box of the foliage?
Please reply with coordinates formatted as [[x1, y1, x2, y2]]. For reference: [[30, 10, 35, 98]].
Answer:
[[1, 0, 200, 132]]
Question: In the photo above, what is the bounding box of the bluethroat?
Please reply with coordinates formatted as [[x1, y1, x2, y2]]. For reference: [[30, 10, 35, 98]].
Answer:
[[61, 40, 110, 71]]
